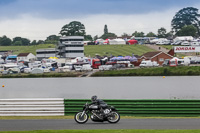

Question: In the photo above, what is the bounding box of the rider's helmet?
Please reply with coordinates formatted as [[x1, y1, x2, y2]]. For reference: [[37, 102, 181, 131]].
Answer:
[[91, 95, 97, 102]]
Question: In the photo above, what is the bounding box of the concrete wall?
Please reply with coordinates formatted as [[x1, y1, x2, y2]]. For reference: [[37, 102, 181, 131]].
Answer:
[[0, 98, 64, 116]]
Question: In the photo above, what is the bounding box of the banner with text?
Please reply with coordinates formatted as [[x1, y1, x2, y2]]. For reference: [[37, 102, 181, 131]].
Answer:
[[174, 46, 200, 53]]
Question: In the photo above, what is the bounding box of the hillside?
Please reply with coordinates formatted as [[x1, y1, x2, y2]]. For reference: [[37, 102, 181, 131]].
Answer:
[[0, 44, 155, 57], [0, 44, 55, 55], [84, 45, 155, 57]]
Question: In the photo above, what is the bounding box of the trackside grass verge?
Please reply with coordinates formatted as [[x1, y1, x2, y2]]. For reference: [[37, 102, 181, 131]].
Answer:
[[92, 66, 200, 77], [0, 129, 200, 133], [0, 72, 83, 78]]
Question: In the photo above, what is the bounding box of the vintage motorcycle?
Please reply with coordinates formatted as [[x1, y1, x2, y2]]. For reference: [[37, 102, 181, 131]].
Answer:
[[74, 102, 120, 124]]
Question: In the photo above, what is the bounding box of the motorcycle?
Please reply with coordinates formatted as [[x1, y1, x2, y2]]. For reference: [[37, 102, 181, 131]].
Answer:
[[74, 102, 120, 124]]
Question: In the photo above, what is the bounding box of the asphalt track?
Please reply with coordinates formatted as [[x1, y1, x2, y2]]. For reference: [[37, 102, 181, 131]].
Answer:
[[0, 119, 200, 131]]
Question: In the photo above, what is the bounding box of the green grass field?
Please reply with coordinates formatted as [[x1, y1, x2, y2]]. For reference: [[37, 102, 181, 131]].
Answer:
[[84, 45, 155, 57], [0, 44, 155, 57], [0, 44, 55, 55], [0, 129, 200, 133]]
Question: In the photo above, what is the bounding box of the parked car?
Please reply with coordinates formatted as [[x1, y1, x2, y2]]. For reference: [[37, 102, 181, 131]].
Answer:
[[43, 68, 50, 73], [74, 65, 83, 72], [81, 64, 93, 71], [31, 68, 44, 74], [139, 61, 159, 68], [162, 59, 170, 66], [171, 41, 182, 45], [99, 65, 113, 71], [190, 41, 200, 46], [139, 60, 153, 68], [24, 68, 32, 73], [178, 57, 190, 66], [7, 67, 20, 74], [181, 41, 190, 46]]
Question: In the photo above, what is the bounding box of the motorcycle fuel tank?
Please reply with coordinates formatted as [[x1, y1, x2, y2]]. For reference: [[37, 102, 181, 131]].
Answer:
[[89, 105, 98, 109]]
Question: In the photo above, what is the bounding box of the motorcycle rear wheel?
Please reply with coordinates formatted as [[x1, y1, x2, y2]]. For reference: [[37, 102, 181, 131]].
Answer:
[[74, 112, 89, 124], [107, 112, 120, 123]]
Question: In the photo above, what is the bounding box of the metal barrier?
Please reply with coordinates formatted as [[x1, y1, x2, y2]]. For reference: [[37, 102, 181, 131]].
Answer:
[[64, 99, 200, 117], [0, 98, 64, 116]]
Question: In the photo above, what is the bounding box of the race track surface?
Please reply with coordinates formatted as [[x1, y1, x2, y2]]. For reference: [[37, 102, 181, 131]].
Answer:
[[0, 119, 200, 131]]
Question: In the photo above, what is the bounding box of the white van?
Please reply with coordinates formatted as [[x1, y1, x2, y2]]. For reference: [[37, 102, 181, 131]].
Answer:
[[178, 57, 190, 66], [139, 60, 159, 68], [139, 60, 153, 68]]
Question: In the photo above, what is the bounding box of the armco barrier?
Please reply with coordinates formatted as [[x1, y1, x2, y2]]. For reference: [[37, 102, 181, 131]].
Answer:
[[64, 99, 200, 117], [0, 98, 64, 116]]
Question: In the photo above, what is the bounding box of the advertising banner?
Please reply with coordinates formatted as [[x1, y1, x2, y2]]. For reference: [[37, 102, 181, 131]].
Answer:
[[174, 46, 200, 53]]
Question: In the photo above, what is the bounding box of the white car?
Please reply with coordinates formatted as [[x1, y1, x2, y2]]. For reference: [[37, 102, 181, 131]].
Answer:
[[24, 68, 32, 73], [43, 68, 50, 73], [99, 65, 113, 71], [81, 64, 93, 71], [181, 41, 190, 46], [74, 65, 83, 72]]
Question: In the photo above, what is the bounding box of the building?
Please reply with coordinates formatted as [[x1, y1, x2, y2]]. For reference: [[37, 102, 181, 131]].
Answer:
[[17, 53, 36, 62], [135, 51, 173, 66], [0, 50, 13, 56], [36, 48, 58, 60], [57, 36, 84, 58]]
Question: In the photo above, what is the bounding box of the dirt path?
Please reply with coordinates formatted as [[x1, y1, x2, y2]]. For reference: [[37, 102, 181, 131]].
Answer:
[[145, 44, 169, 53]]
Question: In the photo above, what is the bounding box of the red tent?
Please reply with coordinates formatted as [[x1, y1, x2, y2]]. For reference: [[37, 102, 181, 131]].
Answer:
[[128, 39, 138, 45], [104, 39, 109, 44]]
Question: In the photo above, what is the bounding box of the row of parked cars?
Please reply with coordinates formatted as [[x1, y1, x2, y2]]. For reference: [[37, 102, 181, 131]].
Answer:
[[156, 40, 200, 46]]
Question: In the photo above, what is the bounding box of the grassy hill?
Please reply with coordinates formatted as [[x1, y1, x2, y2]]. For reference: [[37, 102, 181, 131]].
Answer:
[[0, 44, 55, 55], [0, 44, 155, 57], [84, 45, 155, 57]]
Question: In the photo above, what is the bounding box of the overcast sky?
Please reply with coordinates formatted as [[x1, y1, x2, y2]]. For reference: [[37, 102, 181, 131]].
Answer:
[[0, 0, 200, 41]]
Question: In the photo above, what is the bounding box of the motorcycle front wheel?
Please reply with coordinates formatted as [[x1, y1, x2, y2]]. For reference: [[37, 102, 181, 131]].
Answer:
[[107, 111, 120, 123], [74, 112, 89, 124]]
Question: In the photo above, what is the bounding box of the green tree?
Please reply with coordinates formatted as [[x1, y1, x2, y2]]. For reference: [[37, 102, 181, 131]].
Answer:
[[171, 7, 200, 35], [37, 40, 44, 45], [93, 35, 98, 41], [101, 33, 117, 40], [31, 40, 37, 45], [132, 31, 145, 37], [12, 37, 30, 46], [13, 41, 22, 46], [121, 33, 130, 38], [13, 37, 22, 43], [104, 24, 108, 34], [146, 32, 156, 37], [45, 35, 59, 44], [0, 35, 12, 46], [84, 35, 93, 41], [60, 21, 85, 36], [176, 25, 198, 37], [21, 38, 30, 46], [157, 27, 167, 38]]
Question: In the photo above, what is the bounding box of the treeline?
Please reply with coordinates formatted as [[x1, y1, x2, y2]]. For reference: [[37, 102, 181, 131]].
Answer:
[[0, 35, 60, 46]]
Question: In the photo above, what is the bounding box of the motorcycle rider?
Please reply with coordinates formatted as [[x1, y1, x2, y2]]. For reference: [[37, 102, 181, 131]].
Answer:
[[90, 95, 107, 116]]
